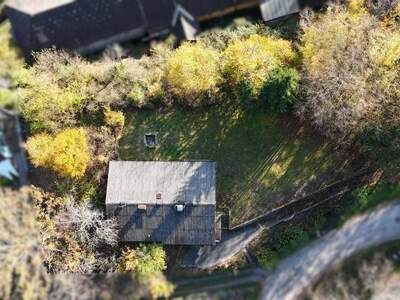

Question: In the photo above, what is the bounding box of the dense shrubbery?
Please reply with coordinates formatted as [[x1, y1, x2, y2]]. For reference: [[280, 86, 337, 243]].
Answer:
[[120, 244, 173, 299], [166, 42, 221, 106], [260, 67, 300, 112], [26, 128, 90, 179], [222, 34, 296, 100]]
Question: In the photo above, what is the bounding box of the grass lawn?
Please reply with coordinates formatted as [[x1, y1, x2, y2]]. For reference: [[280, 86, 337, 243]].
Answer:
[[118, 103, 349, 225]]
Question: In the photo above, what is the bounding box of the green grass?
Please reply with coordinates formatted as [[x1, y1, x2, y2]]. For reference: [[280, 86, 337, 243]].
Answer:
[[119, 103, 345, 224]]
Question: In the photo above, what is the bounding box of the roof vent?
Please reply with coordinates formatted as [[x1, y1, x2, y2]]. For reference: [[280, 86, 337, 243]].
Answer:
[[175, 204, 184, 212]]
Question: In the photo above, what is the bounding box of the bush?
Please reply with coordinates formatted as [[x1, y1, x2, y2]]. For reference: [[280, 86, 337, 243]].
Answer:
[[275, 226, 310, 257], [27, 128, 91, 179], [222, 34, 296, 100], [120, 244, 167, 279], [256, 248, 279, 269], [260, 67, 300, 112], [104, 108, 125, 128], [144, 273, 175, 299], [166, 42, 221, 106], [18, 50, 166, 132]]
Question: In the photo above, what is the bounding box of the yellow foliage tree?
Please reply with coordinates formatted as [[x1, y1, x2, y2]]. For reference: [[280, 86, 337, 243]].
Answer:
[[222, 34, 296, 95], [104, 107, 125, 128], [166, 42, 221, 105], [27, 128, 90, 179]]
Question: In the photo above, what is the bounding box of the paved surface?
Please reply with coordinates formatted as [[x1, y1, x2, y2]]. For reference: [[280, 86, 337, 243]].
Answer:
[[260, 200, 400, 300], [178, 172, 371, 269], [179, 224, 264, 269]]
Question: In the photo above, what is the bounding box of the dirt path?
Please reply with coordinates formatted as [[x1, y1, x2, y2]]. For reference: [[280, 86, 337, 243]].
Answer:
[[260, 200, 400, 300]]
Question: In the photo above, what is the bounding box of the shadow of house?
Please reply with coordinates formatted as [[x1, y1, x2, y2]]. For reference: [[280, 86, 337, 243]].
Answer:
[[106, 160, 218, 246]]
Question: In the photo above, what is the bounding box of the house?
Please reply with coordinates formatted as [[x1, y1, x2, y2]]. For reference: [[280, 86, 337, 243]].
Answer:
[[5, 0, 325, 57], [105, 161, 219, 246]]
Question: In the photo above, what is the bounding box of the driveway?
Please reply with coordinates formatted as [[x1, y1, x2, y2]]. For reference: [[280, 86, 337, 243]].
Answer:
[[260, 200, 400, 300]]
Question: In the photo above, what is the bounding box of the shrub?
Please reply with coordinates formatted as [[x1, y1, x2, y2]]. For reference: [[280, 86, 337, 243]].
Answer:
[[144, 273, 175, 299], [27, 128, 91, 179], [104, 108, 125, 128], [18, 66, 85, 132], [120, 244, 167, 279], [222, 34, 296, 99], [260, 67, 300, 112], [0, 22, 24, 80], [256, 248, 279, 269], [275, 226, 310, 257], [166, 42, 221, 106]]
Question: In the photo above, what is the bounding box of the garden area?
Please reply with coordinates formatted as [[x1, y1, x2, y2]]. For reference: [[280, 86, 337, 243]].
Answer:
[[119, 104, 348, 225]]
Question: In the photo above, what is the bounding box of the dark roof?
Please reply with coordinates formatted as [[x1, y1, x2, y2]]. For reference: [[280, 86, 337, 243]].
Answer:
[[107, 204, 215, 245], [106, 161, 216, 206], [106, 161, 217, 245], [6, 0, 75, 15]]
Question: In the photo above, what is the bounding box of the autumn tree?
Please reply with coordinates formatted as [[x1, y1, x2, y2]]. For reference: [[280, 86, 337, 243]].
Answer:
[[298, 2, 400, 168], [166, 42, 221, 106], [120, 244, 173, 299], [32, 188, 118, 273], [222, 34, 296, 100], [26, 128, 91, 179], [0, 189, 50, 300]]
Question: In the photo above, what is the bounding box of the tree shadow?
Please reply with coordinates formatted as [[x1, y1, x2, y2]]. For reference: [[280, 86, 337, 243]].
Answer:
[[119, 102, 351, 225]]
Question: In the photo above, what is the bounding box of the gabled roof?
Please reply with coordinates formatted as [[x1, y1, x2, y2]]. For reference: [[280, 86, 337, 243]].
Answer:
[[6, 0, 75, 16], [106, 161, 216, 206]]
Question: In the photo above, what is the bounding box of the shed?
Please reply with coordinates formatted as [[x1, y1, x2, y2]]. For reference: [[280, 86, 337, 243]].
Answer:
[[106, 161, 217, 246]]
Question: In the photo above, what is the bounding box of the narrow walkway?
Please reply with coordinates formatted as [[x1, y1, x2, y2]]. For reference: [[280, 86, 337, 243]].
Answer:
[[173, 267, 268, 297], [260, 200, 400, 300], [178, 171, 372, 269]]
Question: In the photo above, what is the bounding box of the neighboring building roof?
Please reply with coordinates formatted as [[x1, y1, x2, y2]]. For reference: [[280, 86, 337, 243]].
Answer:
[[260, 0, 300, 21], [6, 0, 75, 16], [106, 161, 216, 206]]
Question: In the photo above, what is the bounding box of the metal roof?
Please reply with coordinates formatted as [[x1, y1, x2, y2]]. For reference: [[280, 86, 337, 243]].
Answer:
[[260, 0, 300, 21], [106, 161, 216, 206], [6, 0, 75, 15]]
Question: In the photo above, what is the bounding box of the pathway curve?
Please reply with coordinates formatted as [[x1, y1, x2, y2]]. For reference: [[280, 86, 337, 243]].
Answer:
[[178, 171, 371, 269], [260, 200, 400, 300]]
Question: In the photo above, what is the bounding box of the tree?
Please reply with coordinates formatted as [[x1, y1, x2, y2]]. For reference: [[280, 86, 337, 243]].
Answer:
[[26, 128, 91, 179], [165, 42, 221, 106], [260, 67, 300, 112], [0, 189, 50, 300], [120, 244, 167, 278], [33, 191, 118, 273], [120, 245, 173, 299], [222, 34, 296, 100], [298, 2, 400, 157]]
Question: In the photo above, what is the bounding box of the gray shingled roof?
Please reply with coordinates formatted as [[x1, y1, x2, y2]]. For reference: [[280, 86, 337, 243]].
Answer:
[[107, 203, 216, 245], [6, 0, 75, 15], [106, 161, 216, 206]]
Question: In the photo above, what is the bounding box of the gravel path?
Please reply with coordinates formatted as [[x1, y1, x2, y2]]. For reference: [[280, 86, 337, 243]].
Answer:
[[260, 200, 400, 300]]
